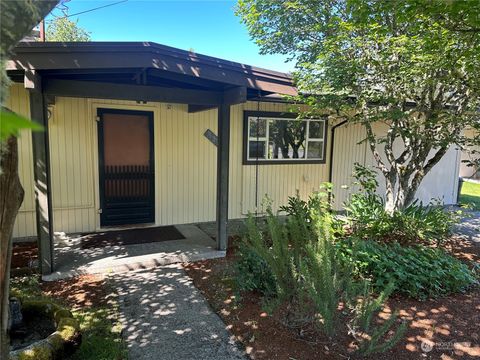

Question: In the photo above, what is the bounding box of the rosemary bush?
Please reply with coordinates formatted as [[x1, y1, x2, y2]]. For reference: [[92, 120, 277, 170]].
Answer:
[[237, 186, 406, 354]]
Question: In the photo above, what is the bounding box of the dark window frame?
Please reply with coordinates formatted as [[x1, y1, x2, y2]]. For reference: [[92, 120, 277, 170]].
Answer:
[[242, 111, 328, 165]]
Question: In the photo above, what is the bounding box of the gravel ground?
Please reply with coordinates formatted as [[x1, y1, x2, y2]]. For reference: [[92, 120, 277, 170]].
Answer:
[[112, 264, 246, 360]]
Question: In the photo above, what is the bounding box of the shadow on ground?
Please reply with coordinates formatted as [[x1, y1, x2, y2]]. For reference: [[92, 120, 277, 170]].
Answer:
[[112, 264, 245, 360]]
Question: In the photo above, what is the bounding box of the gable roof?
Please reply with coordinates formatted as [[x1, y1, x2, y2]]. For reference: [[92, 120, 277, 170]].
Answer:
[[6, 41, 296, 97]]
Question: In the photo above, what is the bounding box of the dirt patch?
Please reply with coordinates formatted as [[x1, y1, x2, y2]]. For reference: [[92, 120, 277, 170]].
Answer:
[[443, 235, 480, 263], [11, 242, 38, 269], [184, 236, 480, 359], [185, 259, 353, 359], [41, 274, 112, 309]]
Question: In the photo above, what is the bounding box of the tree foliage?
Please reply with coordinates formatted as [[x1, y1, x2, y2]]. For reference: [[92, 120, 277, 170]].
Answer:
[[237, 0, 480, 210], [46, 15, 91, 42]]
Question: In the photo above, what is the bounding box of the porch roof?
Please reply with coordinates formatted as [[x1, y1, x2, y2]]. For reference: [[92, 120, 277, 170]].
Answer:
[[9, 42, 293, 275], [6, 41, 297, 98]]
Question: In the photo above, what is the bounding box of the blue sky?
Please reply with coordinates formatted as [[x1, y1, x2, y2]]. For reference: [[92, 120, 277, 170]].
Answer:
[[45, 0, 293, 73]]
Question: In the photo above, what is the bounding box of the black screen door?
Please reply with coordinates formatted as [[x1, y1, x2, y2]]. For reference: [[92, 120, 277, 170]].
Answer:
[[98, 108, 155, 226]]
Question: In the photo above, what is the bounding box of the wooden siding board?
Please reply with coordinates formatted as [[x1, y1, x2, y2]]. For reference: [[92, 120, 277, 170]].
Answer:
[[331, 122, 461, 208], [6, 84, 37, 237], [8, 85, 461, 238]]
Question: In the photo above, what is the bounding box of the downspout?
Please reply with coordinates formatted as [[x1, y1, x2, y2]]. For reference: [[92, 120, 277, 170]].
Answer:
[[328, 119, 349, 184], [327, 119, 348, 206]]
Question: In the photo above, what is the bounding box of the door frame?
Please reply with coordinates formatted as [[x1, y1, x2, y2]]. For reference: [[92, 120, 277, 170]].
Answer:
[[97, 107, 155, 227]]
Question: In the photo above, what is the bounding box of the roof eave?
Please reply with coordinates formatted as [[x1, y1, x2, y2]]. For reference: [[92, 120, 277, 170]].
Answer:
[[7, 42, 297, 96]]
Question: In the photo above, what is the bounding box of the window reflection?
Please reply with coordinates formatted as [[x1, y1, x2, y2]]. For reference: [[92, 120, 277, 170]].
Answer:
[[247, 116, 326, 162]]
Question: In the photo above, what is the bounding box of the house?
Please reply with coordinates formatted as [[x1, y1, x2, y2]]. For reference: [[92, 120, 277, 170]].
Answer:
[[5, 42, 462, 275]]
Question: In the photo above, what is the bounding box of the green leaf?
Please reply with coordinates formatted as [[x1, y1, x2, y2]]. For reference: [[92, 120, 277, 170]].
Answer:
[[0, 110, 43, 140]]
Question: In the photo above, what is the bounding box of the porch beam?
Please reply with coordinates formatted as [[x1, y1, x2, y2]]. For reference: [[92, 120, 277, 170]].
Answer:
[[223, 86, 247, 105], [216, 103, 231, 251], [188, 105, 217, 113], [148, 68, 226, 90], [188, 87, 246, 113], [44, 79, 224, 105], [27, 71, 54, 275]]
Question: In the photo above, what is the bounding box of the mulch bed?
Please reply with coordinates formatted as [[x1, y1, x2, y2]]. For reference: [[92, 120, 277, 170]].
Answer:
[[41, 274, 112, 309], [80, 225, 185, 249], [184, 235, 480, 360], [11, 242, 38, 269]]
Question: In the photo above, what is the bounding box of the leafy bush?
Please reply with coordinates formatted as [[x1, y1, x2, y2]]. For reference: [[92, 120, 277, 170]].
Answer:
[[238, 186, 406, 354], [345, 164, 460, 246], [235, 243, 276, 298], [338, 238, 478, 299]]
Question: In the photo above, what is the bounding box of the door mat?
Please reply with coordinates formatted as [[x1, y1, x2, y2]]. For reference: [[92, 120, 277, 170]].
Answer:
[[80, 226, 185, 249]]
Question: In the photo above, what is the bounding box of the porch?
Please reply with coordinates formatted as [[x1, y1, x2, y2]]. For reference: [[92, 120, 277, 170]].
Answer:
[[43, 224, 224, 281], [6, 41, 296, 275]]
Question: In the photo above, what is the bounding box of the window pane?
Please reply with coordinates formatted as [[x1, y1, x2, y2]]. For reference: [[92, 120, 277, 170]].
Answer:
[[249, 140, 266, 159], [268, 119, 306, 159], [309, 121, 324, 139], [268, 120, 289, 158], [249, 117, 267, 138], [307, 141, 323, 159], [268, 142, 306, 159]]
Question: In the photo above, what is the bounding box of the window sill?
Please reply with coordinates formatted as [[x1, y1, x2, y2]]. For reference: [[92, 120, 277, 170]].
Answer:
[[243, 159, 326, 165]]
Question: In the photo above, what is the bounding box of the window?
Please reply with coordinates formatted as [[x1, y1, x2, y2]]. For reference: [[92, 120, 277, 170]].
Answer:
[[243, 111, 327, 164]]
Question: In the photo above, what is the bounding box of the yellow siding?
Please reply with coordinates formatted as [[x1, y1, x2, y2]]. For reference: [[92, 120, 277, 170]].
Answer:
[[233, 102, 330, 214], [331, 121, 460, 209], [9, 87, 333, 237], [49, 97, 96, 233], [331, 122, 368, 209], [8, 84, 460, 238], [5, 84, 37, 238]]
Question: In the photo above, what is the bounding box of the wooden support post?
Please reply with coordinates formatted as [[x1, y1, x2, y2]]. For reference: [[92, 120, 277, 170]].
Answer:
[[27, 72, 54, 275], [216, 103, 230, 251]]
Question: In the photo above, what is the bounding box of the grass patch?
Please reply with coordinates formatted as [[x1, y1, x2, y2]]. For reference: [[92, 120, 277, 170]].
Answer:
[[69, 306, 126, 360], [10, 275, 127, 360], [459, 181, 480, 210]]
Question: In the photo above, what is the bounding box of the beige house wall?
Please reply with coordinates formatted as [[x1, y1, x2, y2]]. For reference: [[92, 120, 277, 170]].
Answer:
[[6, 83, 461, 237], [331, 122, 461, 209], [7, 84, 330, 237], [5, 84, 37, 237]]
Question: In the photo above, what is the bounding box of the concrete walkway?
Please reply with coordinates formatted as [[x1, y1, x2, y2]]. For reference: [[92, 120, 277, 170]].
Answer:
[[454, 210, 480, 244], [44, 224, 225, 281], [112, 264, 245, 360]]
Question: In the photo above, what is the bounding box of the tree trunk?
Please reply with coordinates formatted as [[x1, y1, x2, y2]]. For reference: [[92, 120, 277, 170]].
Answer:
[[384, 182, 396, 213], [0, 137, 24, 359], [383, 169, 398, 213]]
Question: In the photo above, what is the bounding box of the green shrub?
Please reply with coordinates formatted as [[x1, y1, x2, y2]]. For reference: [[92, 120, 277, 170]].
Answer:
[[345, 164, 460, 246], [338, 238, 478, 299], [235, 243, 276, 298], [239, 186, 406, 354]]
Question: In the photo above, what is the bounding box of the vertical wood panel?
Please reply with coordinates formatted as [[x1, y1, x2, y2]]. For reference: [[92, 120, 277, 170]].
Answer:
[[48, 96, 96, 234], [332, 121, 460, 209], [6, 84, 37, 237], [9, 86, 461, 238], [331, 122, 367, 210]]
